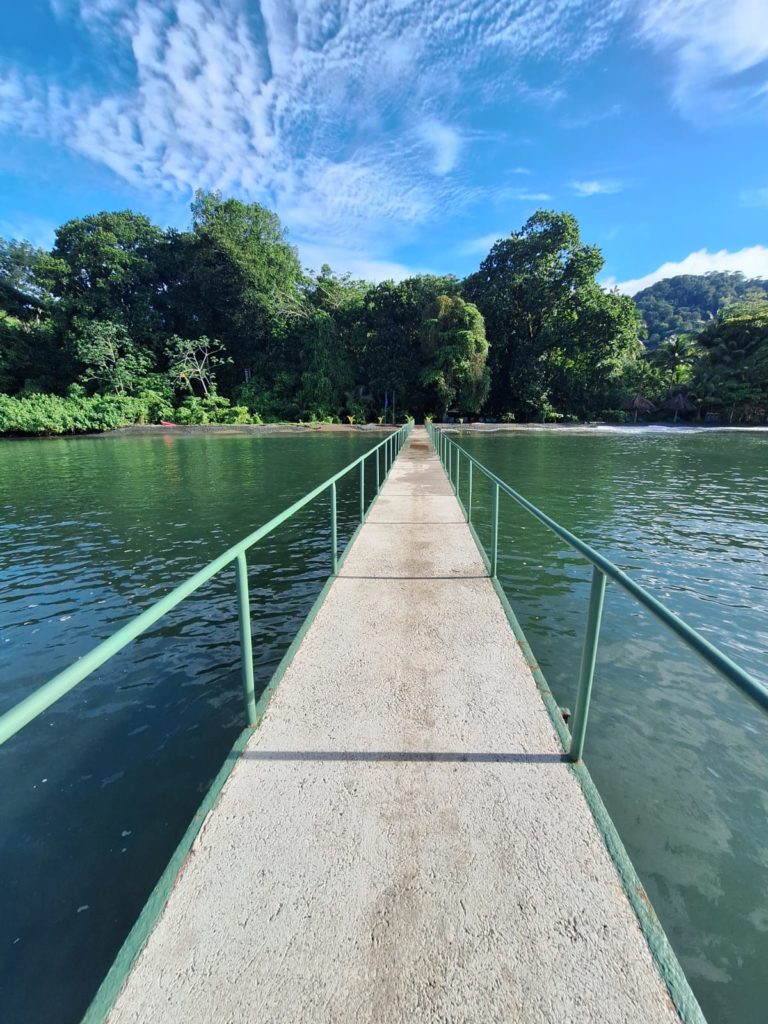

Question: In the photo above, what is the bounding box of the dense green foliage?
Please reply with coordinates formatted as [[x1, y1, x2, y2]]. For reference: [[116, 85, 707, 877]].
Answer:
[[1, 195, 766, 434], [635, 271, 768, 349]]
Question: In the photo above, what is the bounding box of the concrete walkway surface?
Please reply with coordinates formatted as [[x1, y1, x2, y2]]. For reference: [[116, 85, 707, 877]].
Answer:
[[106, 427, 683, 1024]]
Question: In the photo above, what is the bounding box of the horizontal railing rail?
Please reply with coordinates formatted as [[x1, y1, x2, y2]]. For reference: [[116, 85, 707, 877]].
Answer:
[[426, 422, 768, 761], [0, 423, 412, 748]]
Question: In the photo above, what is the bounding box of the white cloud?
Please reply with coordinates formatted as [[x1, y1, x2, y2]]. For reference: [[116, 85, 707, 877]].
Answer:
[[0, 0, 631, 267], [459, 232, 506, 256], [607, 246, 768, 295], [419, 121, 462, 175], [297, 242, 424, 283], [636, 0, 768, 120], [0, 216, 58, 248], [561, 103, 622, 129], [571, 179, 623, 196], [741, 186, 768, 207]]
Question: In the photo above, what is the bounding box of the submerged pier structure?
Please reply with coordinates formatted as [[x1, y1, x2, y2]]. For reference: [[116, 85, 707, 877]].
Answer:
[[88, 427, 701, 1023]]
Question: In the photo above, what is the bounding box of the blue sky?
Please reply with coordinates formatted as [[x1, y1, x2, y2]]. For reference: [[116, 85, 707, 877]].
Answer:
[[1, 0, 768, 293]]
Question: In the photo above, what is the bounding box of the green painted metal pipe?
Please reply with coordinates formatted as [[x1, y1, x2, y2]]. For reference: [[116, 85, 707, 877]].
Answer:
[[376, 449, 380, 492], [569, 567, 607, 762], [467, 460, 473, 524], [491, 481, 499, 578], [359, 458, 365, 522], [456, 450, 461, 500], [0, 425, 408, 749], [235, 552, 258, 725], [433, 429, 768, 717], [330, 480, 338, 575]]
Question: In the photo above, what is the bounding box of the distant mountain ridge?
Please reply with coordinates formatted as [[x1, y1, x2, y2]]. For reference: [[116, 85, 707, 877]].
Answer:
[[633, 271, 768, 349]]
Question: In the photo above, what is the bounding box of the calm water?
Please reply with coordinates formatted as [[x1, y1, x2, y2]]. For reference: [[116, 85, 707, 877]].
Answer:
[[0, 430, 383, 1024], [2, 429, 766, 1024], [456, 427, 768, 1024]]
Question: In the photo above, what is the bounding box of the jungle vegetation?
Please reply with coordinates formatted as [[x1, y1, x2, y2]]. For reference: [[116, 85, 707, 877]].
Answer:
[[1, 193, 767, 433]]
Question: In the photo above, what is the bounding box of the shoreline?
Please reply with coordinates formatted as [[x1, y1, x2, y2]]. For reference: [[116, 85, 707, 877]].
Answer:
[[3, 420, 768, 441]]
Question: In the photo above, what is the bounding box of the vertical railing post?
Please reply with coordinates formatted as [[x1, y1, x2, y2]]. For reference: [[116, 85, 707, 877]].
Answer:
[[569, 567, 607, 762], [467, 460, 473, 524], [456, 449, 461, 502], [235, 552, 257, 726], [491, 482, 499, 578], [359, 457, 365, 523], [376, 447, 380, 492], [448, 442, 452, 488], [330, 481, 338, 575]]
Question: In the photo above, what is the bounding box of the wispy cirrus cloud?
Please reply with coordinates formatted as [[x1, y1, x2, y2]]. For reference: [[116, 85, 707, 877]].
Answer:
[[0, 0, 633, 274], [571, 179, 623, 196], [4, 0, 766, 279], [561, 103, 623, 129], [636, 0, 768, 121], [740, 185, 768, 207], [459, 232, 505, 256], [606, 245, 768, 295]]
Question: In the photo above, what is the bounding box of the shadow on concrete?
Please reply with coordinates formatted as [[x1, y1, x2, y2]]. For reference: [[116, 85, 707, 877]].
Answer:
[[241, 750, 567, 764], [337, 575, 488, 581]]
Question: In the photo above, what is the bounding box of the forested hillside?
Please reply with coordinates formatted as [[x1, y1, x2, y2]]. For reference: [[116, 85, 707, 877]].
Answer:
[[634, 272, 768, 348], [1, 194, 767, 432]]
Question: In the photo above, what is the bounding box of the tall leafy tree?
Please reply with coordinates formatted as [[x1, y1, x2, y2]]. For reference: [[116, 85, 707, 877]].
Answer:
[[363, 275, 460, 416], [694, 300, 768, 422], [420, 295, 489, 417], [41, 211, 167, 349], [73, 320, 155, 395], [465, 211, 639, 420], [172, 191, 304, 385], [0, 237, 59, 392]]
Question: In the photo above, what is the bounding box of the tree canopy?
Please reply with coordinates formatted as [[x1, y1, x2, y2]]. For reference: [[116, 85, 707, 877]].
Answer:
[[1, 195, 766, 433]]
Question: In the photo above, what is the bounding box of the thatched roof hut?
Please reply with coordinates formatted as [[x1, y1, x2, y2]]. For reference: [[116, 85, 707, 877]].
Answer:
[[621, 394, 657, 424], [664, 392, 696, 423]]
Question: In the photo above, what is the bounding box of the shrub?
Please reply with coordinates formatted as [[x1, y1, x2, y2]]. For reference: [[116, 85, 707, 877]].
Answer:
[[0, 393, 152, 435], [174, 394, 259, 425], [598, 409, 629, 424]]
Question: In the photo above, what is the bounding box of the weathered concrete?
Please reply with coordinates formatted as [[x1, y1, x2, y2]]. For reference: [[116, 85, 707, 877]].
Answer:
[[107, 427, 683, 1024]]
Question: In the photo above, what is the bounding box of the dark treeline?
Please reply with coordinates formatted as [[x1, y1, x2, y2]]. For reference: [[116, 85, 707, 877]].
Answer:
[[1, 192, 767, 433]]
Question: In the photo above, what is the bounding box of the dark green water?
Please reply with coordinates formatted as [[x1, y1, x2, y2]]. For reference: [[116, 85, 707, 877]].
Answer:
[[2, 429, 766, 1023], [455, 427, 768, 1024], [0, 431, 383, 1024]]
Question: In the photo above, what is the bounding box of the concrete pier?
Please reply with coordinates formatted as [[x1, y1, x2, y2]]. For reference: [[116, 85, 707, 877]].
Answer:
[[106, 427, 685, 1023]]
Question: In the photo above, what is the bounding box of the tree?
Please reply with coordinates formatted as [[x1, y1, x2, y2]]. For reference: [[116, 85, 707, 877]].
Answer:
[[0, 238, 61, 393], [634, 271, 768, 349], [464, 211, 639, 420], [73, 320, 155, 395], [166, 336, 230, 397], [548, 283, 643, 419], [363, 275, 460, 416], [41, 211, 166, 347], [694, 300, 768, 422], [175, 191, 304, 385], [420, 295, 489, 417]]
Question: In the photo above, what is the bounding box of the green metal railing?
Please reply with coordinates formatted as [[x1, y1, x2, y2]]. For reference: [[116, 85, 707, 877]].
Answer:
[[426, 423, 768, 761], [0, 424, 412, 748]]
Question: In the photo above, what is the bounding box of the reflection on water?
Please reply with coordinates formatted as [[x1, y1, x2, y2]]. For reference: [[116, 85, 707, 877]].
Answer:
[[0, 431, 380, 1024], [458, 429, 768, 1024]]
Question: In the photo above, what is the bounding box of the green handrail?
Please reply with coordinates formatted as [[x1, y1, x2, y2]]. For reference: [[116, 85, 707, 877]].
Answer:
[[0, 423, 412, 748], [426, 423, 768, 761]]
